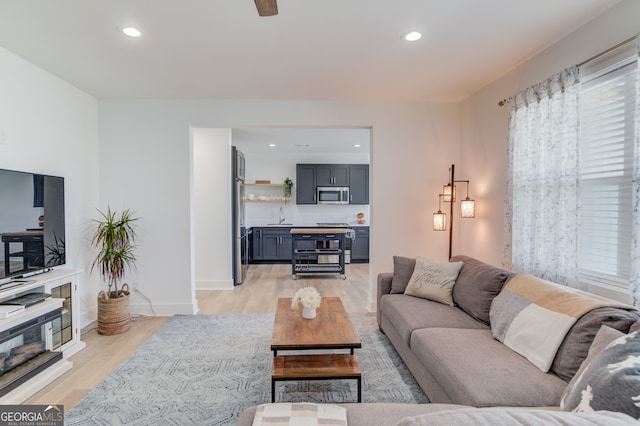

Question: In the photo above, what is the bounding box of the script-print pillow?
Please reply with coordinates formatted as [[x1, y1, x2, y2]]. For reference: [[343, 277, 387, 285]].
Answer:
[[560, 330, 640, 419], [403, 257, 463, 306]]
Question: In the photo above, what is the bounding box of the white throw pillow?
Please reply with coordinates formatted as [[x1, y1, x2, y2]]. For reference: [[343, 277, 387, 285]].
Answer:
[[403, 257, 463, 306]]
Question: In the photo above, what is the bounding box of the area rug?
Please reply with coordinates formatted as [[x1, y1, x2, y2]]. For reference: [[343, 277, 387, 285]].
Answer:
[[65, 313, 427, 425]]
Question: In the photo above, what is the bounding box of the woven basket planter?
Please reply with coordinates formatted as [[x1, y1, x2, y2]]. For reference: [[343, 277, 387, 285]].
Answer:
[[97, 283, 131, 335]]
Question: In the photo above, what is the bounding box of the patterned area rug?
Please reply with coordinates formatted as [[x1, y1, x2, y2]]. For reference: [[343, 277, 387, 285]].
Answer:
[[65, 313, 427, 425]]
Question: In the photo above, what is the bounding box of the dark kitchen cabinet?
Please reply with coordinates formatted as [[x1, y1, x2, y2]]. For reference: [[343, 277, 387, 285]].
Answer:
[[251, 227, 262, 260], [316, 165, 349, 187], [349, 165, 369, 204], [296, 165, 317, 204], [350, 226, 369, 262], [251, 227, 292, 262], [296, 163, 369, 205]]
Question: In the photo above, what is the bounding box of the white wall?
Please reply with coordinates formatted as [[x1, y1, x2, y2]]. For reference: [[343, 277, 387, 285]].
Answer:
[[98, 100, 462, 311], [0, 47, 100, 326], [193, 128, 233, 291], [460, 0, 640, 300]]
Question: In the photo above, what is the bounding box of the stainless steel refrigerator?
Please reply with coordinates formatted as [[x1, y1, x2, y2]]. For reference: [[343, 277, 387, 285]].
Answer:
[[232, 146, 248, 286]]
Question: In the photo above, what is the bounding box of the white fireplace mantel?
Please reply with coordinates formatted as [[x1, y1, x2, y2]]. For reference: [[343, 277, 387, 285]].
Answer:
[[0, 269, 85, 404]]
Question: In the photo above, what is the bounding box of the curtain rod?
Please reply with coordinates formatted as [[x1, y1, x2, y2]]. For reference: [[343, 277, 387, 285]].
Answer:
[[498, 34, 637, 107], [576, 35, 636, 67]]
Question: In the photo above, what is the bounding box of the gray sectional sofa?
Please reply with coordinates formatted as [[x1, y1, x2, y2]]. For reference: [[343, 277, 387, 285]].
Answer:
[[377, 255, 639, 407], [239, 255, 640, 425]]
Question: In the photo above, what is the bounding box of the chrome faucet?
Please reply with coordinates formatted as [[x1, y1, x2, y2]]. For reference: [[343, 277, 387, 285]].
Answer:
[[279, 206, 286, 224]]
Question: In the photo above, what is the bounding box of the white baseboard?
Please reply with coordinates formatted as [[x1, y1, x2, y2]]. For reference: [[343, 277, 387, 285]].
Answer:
[[196, 279, 234, 290], [131, 302, 197, 316]]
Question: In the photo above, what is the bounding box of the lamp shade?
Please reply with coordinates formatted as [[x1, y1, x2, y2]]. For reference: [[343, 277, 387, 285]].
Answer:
[[442, 184, 456, 202], [461, 197, 475, 218], [433, 211, 446, 231]]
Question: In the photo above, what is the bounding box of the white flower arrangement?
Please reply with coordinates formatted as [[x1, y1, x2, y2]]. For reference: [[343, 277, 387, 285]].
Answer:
[[291, 286, 322, 310]]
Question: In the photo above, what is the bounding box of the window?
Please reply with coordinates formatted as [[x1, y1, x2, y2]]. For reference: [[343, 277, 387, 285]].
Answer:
[[578, 41, 638, 290]]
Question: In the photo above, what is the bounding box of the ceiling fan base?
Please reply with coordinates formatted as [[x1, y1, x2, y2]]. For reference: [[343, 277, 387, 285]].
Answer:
[[255, 0, 278, 16]]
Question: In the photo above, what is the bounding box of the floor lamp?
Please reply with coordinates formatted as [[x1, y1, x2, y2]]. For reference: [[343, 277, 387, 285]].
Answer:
[[433, 164, 475, 259]]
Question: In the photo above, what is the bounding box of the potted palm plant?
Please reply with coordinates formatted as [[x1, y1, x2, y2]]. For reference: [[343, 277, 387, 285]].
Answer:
[[91, 207, 139, 335]]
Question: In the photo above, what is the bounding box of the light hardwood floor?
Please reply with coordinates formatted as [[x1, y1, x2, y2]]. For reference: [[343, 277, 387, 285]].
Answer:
[[24, 263, 371, 409]]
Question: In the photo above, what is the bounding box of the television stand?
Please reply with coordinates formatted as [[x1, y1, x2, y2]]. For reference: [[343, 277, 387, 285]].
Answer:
[[0, 269, 85, 403]]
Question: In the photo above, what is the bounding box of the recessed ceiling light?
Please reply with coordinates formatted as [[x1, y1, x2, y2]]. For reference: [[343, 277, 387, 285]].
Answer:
[[122, 27, 142, 38], [403, 31, 422, 42], [269, 144, 276, 148], [354, 144, 361, 148]]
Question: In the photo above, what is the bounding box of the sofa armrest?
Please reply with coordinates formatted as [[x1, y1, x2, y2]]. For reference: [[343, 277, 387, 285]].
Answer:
[[377, 272, 393, 326]]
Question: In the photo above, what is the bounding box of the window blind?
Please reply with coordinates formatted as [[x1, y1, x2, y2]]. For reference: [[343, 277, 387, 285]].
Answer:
[[578, 44, 637, 289]]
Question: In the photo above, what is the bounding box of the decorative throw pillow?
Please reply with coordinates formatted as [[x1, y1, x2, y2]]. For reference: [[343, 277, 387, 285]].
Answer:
[[252, 403, 347, 426], [551, 307, 639, 382], [391, 256, 416, 294], [403, 257, 463, 306], [561, 325, 624, 406], [560, 330, 640, 419], [450, 255, 514, 325]]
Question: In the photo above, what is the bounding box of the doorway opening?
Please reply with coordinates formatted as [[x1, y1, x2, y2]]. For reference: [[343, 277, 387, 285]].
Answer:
[[192, 126, 373, 313]]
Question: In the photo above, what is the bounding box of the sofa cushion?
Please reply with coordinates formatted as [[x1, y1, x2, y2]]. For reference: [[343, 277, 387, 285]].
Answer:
[[379, 294, 488, 346], [450, 255, 514, 325], [560, 331, 640, 419], [409, 328, 568, 407], [391, 256, 416, 294], [251, 403, 347, 426], [404, 257, 463, 306], [560, 325, 624, 409], [397, 407, 638, 426], [575, 325, 625, 377], [551, 307, 640, 382], [338, 403, 471, 426]]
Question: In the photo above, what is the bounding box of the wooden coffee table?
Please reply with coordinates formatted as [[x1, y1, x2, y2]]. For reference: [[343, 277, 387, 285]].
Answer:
[[270, 297, 362, 402]]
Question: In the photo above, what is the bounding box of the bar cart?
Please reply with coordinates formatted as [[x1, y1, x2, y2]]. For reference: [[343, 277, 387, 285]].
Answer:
[[290, 228, 348, 280]]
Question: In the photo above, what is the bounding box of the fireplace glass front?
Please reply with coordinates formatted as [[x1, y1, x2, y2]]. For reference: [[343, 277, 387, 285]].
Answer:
[[0, 307, 62, 396]]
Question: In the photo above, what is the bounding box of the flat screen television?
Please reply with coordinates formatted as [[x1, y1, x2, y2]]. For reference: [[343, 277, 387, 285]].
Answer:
[[0, 168, 65, 285]]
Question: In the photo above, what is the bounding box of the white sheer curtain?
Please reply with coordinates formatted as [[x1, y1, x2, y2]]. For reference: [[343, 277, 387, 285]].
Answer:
[[632, 39, 640, 306], [503, 67, 580, 287]]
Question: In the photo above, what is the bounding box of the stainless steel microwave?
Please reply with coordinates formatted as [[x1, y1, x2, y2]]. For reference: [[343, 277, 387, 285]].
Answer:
[[317, 186, 349, 204]]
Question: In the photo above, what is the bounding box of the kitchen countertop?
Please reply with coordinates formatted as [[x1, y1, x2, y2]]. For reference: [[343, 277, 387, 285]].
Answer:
[[290, 228, 350, 234], [247, 223, 368, 228]]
